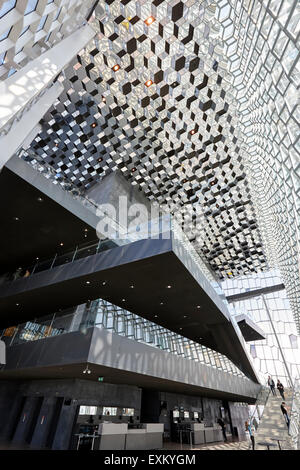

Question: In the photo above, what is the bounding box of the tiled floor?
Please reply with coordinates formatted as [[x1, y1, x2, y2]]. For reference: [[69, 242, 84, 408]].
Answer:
[[163, 439, 250, 451]]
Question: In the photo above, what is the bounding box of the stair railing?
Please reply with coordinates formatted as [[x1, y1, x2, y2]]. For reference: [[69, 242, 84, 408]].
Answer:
[[288, 377, 300, 450]]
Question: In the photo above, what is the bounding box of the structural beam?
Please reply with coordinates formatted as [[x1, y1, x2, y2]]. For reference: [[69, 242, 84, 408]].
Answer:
[[0, 23, 96, 169]]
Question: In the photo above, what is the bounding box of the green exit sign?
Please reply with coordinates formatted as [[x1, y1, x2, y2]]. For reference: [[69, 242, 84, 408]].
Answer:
[[98, 377, 104, 382]]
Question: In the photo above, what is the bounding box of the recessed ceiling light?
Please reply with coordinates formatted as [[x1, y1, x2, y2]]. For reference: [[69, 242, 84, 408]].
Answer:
[[131, 168, 136, 173], [13, 217, 20, 221], [183, 315, 187, 318], [130, 285, 134, 289], [86, 281, 91, 285], [98, 157, 103, 162], [179, 327, 183, 330], [102, 281, 107, 286], [190, 129, 196, 135], [145, 79, 153, 87], [122, 298, 126, 302], [166, 285, 172, 289], [37, 197, 43, 202], [160, 302, 164, 305], [60, 243, 64, 246], [102, 96, 106, 102], [197, 305, 201, 309], [112, 64, 120, 72], [91, 123, 97, 128], [145, 16, 155, 25], [16, 303, 20, 306]]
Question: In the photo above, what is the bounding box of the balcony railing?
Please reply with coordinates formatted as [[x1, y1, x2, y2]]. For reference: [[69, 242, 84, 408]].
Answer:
[[0, 299, 248, 379]]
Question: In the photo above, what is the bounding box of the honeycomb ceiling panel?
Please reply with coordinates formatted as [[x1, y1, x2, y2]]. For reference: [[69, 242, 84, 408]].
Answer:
[[23, 0, 270, 281]]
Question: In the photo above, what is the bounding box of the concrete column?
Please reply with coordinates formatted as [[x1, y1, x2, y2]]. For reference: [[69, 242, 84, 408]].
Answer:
[[30, 396, 57, 449], [52, 402, 78, 450]]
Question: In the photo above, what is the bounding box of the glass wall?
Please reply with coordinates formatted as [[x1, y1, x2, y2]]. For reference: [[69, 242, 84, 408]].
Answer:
[[223, 270, 300, 385], [0, 298, 246, 379]]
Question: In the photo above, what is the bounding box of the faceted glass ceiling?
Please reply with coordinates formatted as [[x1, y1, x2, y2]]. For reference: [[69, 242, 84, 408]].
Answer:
[[0, 0, 299, 332]]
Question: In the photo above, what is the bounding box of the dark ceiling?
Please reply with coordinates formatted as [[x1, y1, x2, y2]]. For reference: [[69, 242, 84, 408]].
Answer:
[[0, 167, 96, 274], [0, 238, 258, 381]]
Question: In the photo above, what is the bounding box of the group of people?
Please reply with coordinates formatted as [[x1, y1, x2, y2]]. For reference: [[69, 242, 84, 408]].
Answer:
[[267, 376, 285, 399], [268, 376, 290, 428]]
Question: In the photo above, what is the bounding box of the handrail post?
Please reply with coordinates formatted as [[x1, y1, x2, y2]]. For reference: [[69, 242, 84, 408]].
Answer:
[[50, 254, 57, 269], [10, 326, 19, 346], [72, 246, 78, 262]]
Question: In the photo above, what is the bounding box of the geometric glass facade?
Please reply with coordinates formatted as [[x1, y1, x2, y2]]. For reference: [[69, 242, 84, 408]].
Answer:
[[223, 270, 300, 385]]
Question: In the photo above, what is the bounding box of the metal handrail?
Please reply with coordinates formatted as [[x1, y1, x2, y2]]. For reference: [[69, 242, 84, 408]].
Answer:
[[289, 377, 300, 449]]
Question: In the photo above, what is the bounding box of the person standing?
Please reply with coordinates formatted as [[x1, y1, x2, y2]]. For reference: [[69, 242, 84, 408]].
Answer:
[[217, 417, 227, 442], [277, 380, 285, 400], [245, 420, 255, 450], [280, 402, 290, 429], [268, 375, 276, 396]]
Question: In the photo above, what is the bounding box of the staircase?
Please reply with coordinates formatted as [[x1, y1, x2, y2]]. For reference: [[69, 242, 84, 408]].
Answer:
[[254, 389, 293, 450]]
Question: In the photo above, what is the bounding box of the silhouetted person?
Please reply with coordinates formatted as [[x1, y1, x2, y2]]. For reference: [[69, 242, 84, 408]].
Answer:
[[277, 380, 285, 400], [217, 418, 227, 442], [13, 267, 22, 281], [245, 420, 255, 450], [268, 376, 276, 395], [280, 402, 290, 429]]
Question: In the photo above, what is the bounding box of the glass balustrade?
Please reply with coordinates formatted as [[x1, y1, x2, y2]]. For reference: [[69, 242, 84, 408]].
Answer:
[[0, 298, 247, 379]]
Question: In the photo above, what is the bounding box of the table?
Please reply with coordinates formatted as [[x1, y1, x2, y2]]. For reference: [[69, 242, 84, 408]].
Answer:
[[270, 438, 286, 450], [75, 433, 97, 450], [258, 441, 277, 450]]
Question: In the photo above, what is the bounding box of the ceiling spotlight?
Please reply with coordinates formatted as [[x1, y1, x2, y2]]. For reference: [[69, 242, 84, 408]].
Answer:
[[160, 302, 164, 305], [91, 123, 97, 128], [131, 168, 136, 173], [190, 129, 196, 135], [60, 242, 64, 246], [13, 217, 20, 221], [154, 315, 158, 318], [83, 365, 91, 375], [145, 79, 153, 87], [16, 303, 20, 306], [197, 305, 201, 309], [145, 16, 155, 25], [37, 197, 43, 202], [86, 281, 91, 285], [98, 157, 103, 162], [112, 64, 120, 72], [102, 96, 106, 102], [122, 298, 126, 302], [84, 228, 88, 232], [130, 285, 134, 289], [166, 285, 172, 289]]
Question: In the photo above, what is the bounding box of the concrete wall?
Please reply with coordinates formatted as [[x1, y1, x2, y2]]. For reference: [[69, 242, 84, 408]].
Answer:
[[0, 379, 141, 449]]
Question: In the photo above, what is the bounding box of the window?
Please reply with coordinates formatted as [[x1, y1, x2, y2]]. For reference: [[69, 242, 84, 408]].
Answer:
[[122, 408, 134, 416], [36, 15, 47, 32], [289, 334, 298, 349], [250, 344, 257, 358], [0, 27, 12, 41], [0, 0, 16, 18], [79, 406, 97, 415], [103, 407, 117, 416], [25, 0, 38, 15]]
